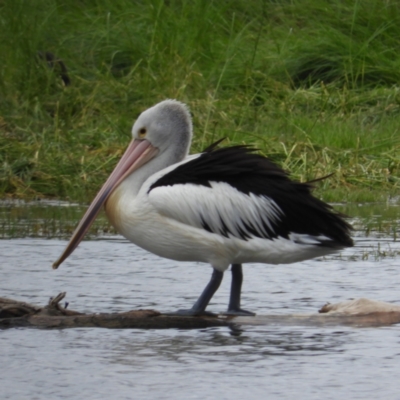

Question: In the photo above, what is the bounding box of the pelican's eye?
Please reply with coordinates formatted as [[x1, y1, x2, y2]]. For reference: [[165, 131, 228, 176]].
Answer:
[[138, 127, 147, 138]]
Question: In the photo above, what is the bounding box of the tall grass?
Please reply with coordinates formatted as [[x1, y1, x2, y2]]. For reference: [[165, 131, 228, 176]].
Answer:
[[0, 0, 400, 202]]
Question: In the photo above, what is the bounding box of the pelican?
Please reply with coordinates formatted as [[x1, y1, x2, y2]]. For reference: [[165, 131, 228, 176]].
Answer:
[[53, 99, 353, 316]]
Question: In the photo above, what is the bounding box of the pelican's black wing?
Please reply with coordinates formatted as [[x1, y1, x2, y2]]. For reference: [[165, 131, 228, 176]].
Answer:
[[148, 145, 353, 248]]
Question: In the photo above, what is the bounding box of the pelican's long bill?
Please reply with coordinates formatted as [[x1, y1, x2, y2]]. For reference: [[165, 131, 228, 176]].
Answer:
[[52, 139, 158, 269]]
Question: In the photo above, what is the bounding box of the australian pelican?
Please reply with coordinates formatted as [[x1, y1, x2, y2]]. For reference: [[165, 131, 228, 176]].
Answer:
[[53, 100, 353, 316]]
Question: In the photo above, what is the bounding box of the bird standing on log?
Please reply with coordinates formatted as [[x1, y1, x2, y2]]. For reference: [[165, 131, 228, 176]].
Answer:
[[53, 100, 353, 316]]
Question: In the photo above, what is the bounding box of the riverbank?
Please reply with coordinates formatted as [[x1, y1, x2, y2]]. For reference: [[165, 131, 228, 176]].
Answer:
[[1, 0, 399, 202]]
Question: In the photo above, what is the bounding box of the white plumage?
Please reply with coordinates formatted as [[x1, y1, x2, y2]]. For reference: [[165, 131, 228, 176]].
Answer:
[[53, 99, 353, 316]]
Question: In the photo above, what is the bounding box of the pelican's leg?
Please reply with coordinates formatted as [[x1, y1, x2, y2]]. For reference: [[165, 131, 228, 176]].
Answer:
[[226, 264, 256, 316], [174, 268, 224, 316]]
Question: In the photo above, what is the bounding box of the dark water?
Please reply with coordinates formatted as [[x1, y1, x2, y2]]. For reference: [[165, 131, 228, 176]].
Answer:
[[1, 200, 400, 399]]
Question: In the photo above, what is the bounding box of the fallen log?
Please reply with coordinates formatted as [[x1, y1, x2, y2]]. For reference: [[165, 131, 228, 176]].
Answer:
[[1, 294, 400, 329], [0, 293, 228, 330]]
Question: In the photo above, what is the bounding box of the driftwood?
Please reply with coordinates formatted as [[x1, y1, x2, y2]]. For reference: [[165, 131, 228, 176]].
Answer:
[[0, 293, 228, 330], [1, 294, 400, 329]]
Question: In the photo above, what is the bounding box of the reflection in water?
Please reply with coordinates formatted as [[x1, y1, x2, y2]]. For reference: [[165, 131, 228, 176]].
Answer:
[[1, 201, 400, 399], [0, 200, 112, 239], [110, 326, 352, 365]]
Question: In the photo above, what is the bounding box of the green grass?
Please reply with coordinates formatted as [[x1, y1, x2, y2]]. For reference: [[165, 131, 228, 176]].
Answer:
[[1, 0, 400, 203]]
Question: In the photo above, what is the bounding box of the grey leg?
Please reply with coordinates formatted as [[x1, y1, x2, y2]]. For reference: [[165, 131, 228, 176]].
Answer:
[[226, 264, 255, 316], [174, 268, 224, 316]]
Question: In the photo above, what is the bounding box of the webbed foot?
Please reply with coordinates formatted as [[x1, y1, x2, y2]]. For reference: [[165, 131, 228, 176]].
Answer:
[[225, 308, 256, 316], [167, 309, 218, 317]]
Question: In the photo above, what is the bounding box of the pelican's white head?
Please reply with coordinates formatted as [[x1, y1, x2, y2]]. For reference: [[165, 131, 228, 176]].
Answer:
[[131, 99, 192, 161]]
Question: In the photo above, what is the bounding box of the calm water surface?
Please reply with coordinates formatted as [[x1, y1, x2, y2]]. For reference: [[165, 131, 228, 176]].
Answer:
[[1, 201, 400, 399]]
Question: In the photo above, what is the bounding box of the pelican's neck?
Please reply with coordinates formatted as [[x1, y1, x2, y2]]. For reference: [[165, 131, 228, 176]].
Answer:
[[116, 159, 157, 198], [105, 146, 189, 217]]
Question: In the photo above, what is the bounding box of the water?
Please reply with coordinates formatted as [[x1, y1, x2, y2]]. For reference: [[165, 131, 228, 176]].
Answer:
[[1, 201, 400, 399]]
